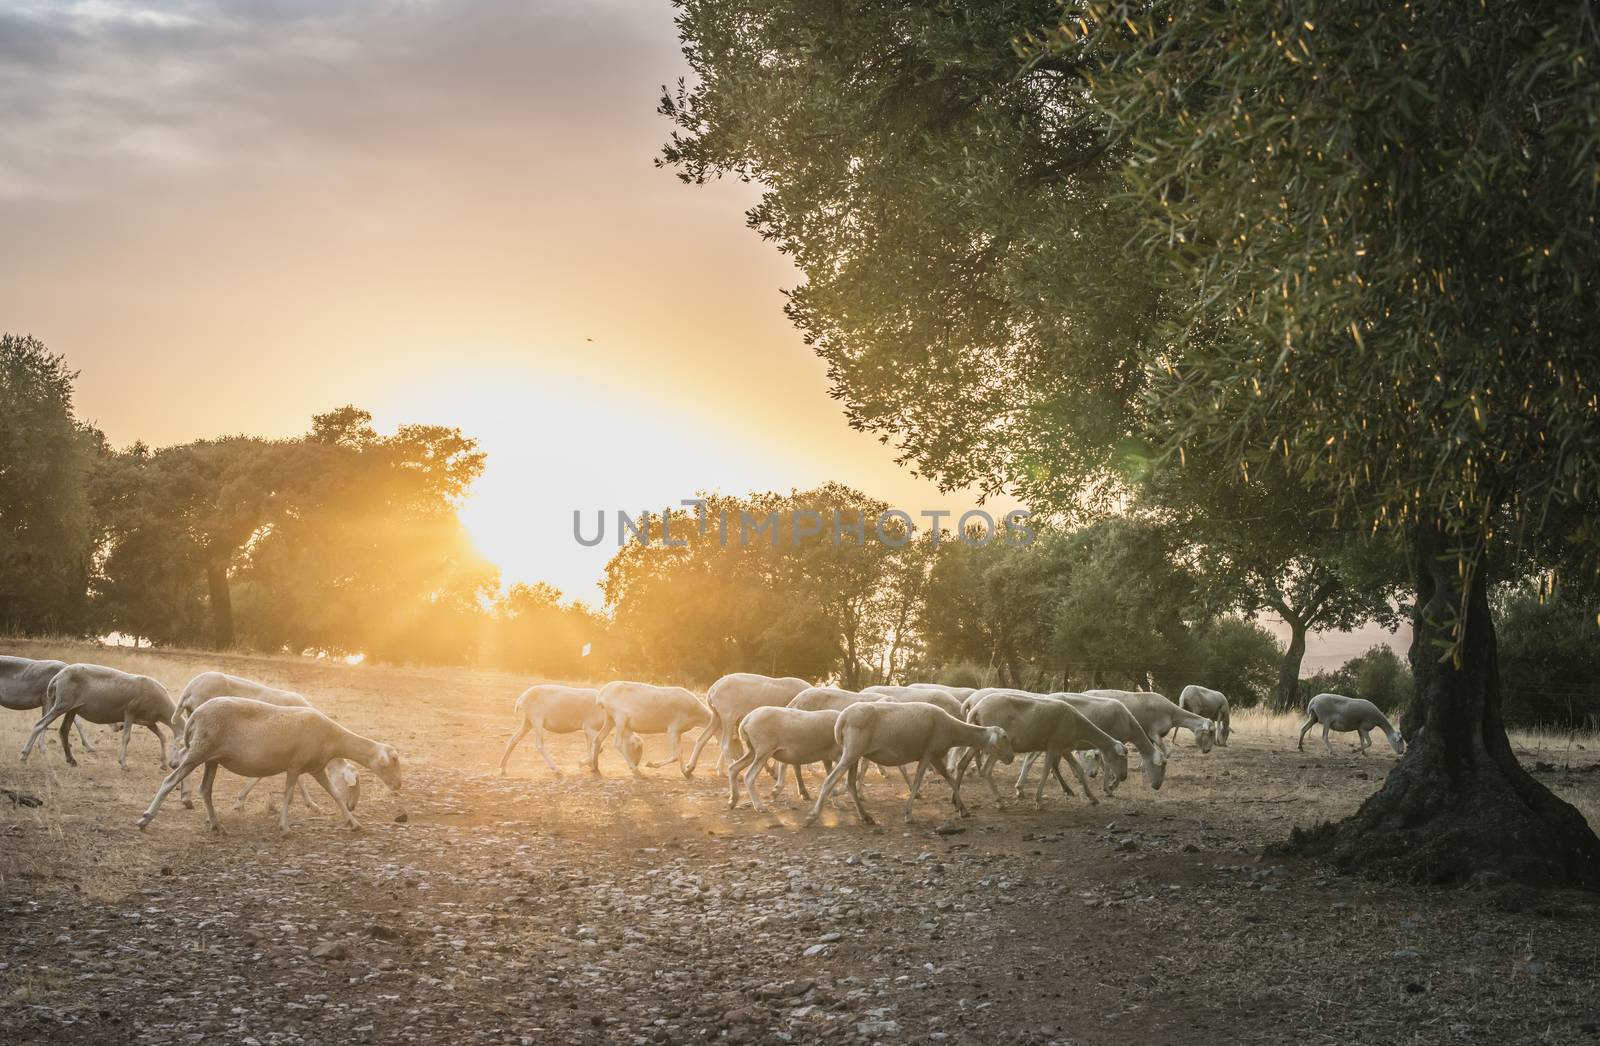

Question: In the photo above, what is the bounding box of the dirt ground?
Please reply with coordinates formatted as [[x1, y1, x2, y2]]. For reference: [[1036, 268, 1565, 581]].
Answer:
[[2, 639, 1599, 1045]]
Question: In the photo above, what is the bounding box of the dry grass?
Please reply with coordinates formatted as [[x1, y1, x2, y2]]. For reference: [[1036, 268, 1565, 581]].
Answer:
[[5, 639, 1600, 1043]]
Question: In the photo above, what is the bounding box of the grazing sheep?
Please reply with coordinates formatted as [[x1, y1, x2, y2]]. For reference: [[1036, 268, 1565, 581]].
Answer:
[[1012, 692, 1167, 797], [593, 681, 710, 777], [958, 691, 1128, 807], [173, 672, 325, 809], [0, 655, 94, 749], [19, 664, 177, 769], [806, 702, 1013, 826], [136, 697, 402, 834], [499, 684, 612, 776], [1178, 685, 1231, 745], [727, 706, 841, 811], [685, 673, 812, 776], [1298, 693, 1405, 755], [1084, 689, 1216, 754]]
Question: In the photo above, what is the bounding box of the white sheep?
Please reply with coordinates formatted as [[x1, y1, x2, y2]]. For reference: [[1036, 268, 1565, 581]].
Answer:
[[135, 697, 401, 834], [1084, 688, 1216, 754], [1011, 691, 1168, 797], [1178, 684, 1231, 745], [805, 702, 1013, 825], [19, 663, 177, 769], [789, 686, 876, 713], [957, 691, 1129, 807], [176, 671, 307, 726], [593, 681, 711, 777], [727, 706, 842, 811], [685, 673, 812, 776], [173, 671, 333, 810], [907, 682, 978, 703], [862, 684, 966, 719], [499, 684, 624, 776], [1298, 693, 1405, 755], [0, 655, 94, 749]]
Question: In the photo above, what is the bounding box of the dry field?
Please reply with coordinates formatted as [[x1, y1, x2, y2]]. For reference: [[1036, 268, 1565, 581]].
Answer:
[[2, 638, 1599, 1045]]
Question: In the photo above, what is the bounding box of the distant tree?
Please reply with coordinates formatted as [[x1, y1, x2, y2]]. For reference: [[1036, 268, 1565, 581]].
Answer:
[[1164, 474, 1407, 711], [0, 335, 102, 635], [484, 583, 609, 679], [1495, 581, 1600, 728], [1189, 618, 1283, 709]]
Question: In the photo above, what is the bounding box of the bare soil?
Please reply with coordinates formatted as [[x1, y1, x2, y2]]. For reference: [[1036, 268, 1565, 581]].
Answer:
[[3, 639, 1599, 1045]]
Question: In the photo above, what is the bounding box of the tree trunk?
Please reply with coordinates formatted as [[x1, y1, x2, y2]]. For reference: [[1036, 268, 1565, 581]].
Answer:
[[206, 560, 235, 650], [1272, 618, 1308, 712], [1288, 523, 1600, 888]]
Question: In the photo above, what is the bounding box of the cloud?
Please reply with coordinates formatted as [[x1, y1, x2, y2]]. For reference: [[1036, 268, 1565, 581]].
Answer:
[[0, 0, 674, 200]]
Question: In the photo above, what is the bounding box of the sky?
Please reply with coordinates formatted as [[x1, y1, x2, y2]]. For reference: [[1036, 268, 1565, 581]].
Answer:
[[0, 0, 1398, 668]]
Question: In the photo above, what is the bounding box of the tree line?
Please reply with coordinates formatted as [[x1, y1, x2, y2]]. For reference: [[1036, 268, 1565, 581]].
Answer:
[[3, 331, 1590, 730]]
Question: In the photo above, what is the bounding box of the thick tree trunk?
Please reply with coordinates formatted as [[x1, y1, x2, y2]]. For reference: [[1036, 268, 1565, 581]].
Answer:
[[1272, 619, 1307, 712], [206, 560, 235, 650], [1289, 523, 1600, 888]]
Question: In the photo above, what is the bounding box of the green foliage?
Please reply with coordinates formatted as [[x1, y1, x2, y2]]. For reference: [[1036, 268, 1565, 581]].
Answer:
[[1066, 1, 1600, 640], [1495, 582, 1600, 727], [0, 334, 102, 635]]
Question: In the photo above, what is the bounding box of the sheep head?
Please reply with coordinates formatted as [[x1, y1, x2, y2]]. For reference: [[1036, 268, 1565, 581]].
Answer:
[[370, 744, 403, 792], [979, 726, 1014, 764]]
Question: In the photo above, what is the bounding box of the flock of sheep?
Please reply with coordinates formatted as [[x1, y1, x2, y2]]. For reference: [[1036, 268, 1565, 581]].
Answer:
[[0, 653, 1406, 835], [499, 673, 1407, 826]]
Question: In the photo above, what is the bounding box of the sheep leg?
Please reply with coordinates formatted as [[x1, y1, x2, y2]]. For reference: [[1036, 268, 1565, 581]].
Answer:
[[903, 759, 934, 822], [644, 724, 687, 772], [532, 721, 566, 774], [498, 720, 532, 776], [136, 755, 205, 829], [234, 777, 261, 809], [770, 761, 787, 799], [309, 766, 360, 829], [1322, 724, 1334, 754], [1356, 729, 1371, 755], [296, 777, 319, 809], [792, 763, 812, 801], [715, 715, 737, 775], [931, 755, 968, 818], [847, 759, 874, 824], [1063, 751, 1096, 803], [743, 756, 772, 814], [1052, 756, 1076, 796], [727, 743, 758, 809], [200, 762, 224, 833], [898, 763, 916, 798], [59, 712, 79, 767], [1297, 715, 1315, 751], [1013, 751, 1041, 799], [683, 710, 720, 778], [805, 751, 855, 826], [20, 704, 69, 763], [279, 771, 299, 832], [589, 716, 613, 775]]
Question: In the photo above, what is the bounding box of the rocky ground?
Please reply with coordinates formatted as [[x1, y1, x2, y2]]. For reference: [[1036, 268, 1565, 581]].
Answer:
[[2, 640, 1599, 1044]]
